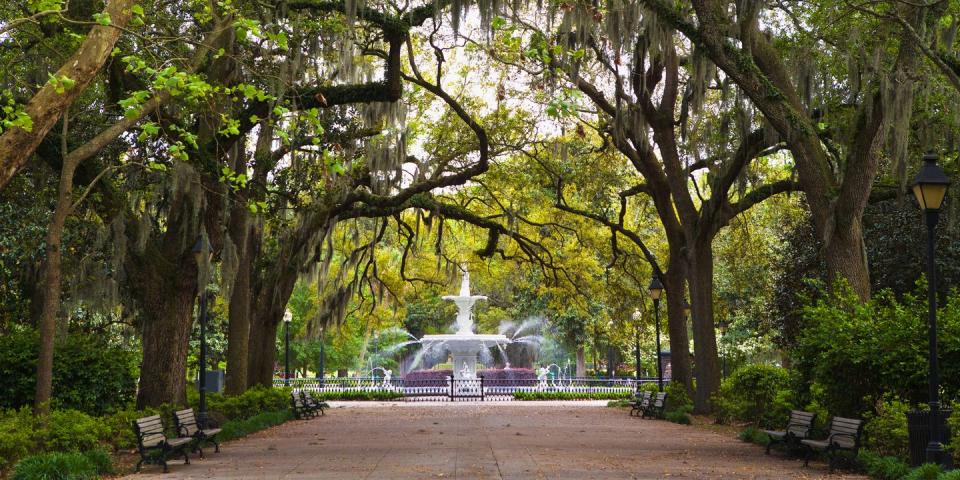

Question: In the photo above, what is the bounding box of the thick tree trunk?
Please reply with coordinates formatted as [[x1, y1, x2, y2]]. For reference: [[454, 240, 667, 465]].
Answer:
[[662, 261, 692, 391], [135, 269, 198, 408], [823, 220, 871, 299], [34, 148, 80, 413], [224, 207, 252, 395], [687, 239, 721, 413], [0, 0, 137, 190], [575, 346, 586, 377]]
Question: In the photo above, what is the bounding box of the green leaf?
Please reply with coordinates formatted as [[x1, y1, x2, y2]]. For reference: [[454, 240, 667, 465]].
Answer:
[[92, 12, 111, 26]]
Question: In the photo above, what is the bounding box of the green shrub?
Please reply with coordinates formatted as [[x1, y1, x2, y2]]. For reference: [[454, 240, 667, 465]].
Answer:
[[863, 396, 911, 459], [512, 390, 631, 401], [903, 463, 943, 480], [858, 451, 912, 480], [664, 410, 691, 425], [0, 331, 138, 415], [99, 406, 154, 451], [664, 382, 692, 413], [0, 408, 38, 472], [218, 409, 293, 442], [9, 449, 112, 480], [44, 409, 106, 452], [317, 390, 404, 401], [737, 427, 770, 445], [198, 385, 291, 421], [939, 470, 960, 480], [715, 364, 793, 427]]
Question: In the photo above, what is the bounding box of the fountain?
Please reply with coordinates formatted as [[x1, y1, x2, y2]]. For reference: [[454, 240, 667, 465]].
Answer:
[[420, 269, 512, 380]]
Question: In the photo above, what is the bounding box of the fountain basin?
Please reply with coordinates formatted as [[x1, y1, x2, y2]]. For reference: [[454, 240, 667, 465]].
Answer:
[[420, 333, 511, 379]]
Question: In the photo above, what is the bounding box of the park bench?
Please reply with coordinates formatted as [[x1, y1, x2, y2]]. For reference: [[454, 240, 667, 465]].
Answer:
[[301, 391, 329, 416], [763, 410, 816, 455], [642, 392, 668, 419], [801, 416, 864, 472], [173, 408, 222, 457], [291, 391, 316, 419], [133, 415, 193, 473], [629, 391, 652, 417]]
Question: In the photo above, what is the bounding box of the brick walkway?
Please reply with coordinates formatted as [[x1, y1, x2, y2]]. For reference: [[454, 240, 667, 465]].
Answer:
[[124, 402, 866, 479]]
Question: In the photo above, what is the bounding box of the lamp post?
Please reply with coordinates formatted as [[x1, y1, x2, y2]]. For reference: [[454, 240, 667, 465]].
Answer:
[[912, 153, 951, 465], [632, 309, 642, 388], [648, 274, 665, 392], [317, 326, 326, 389], [192, 235, 213, 429], [283, 310, 292, 387]]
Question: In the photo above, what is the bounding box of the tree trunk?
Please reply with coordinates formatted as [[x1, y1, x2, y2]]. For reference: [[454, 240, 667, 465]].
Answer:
[[687, 239, 721, 413], [34, 147, 80, 413], [663, 260, 693, 392], [575, 346, 586, 377], [135, 269, 198, 408], [224, 207, 252, 395], [0, 0, 137, 190]]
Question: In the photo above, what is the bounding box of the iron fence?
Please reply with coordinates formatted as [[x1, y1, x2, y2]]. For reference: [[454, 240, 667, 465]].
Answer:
[[274, 376, 662, 401]]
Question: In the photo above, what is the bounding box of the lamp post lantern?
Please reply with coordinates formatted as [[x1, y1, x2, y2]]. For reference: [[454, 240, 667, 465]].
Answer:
[[913, 153, 951, 465], [648, 274, 665, 392], [283, 310, 292, 387], [192, 235, 213, 429]]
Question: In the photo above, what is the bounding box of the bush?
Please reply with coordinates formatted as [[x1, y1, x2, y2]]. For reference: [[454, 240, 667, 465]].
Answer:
[[903, 463, 943, 480], [218, 409, 293, 442], [737, 427, 770, 445], [195, 385, 291, 421], [44, 409, 107, 452], [714, 364, 793, 427], [858, 450, 912, 480], [0, 331, 138, 415], [512, 390, 631, 401], [316, 389, 403, 401], [664, 410, 692, 425], [863, 396, 911, 459], [99, 406, 153, 451], [9, 450, 112, 480], [664, 382, 692, 413], [0, 408, 38, 472]]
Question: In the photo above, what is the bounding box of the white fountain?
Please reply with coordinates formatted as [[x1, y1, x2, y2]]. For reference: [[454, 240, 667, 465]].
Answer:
[[420, 269, 511, 379]]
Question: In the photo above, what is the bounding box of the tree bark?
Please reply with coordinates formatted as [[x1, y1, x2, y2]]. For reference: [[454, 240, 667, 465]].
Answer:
[[662, 261, 693, 391], [224, 206, 252, 395], [686, 239, 721, 413], [34, 141, 81, 413], [0, 0, 137, 190], [575, 346, 586, 377]]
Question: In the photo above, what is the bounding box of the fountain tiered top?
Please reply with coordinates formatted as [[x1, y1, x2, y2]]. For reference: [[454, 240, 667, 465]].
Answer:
[[420, 268, 510, 378]]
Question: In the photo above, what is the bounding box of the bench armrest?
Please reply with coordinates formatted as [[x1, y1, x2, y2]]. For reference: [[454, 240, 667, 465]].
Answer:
[[829, 433, 860, 447]]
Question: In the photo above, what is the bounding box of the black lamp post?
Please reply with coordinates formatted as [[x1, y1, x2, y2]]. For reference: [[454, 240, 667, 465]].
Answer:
[[317, 326, 326, 389], [913, 153, 951, 465], [192, 235, 213, 429], [632, 309, 642, 388], [283, 310, 292, 386], [648, 274, 665, 392]]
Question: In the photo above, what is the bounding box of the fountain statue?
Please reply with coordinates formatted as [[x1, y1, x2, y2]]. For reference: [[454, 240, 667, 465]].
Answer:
[[420, 268, 511, 379]]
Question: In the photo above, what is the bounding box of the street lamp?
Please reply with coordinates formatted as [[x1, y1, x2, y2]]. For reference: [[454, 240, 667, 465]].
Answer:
[[283, 310, 292, 386], [648, 274, 665, 392], [192, 235, 213, 429], [913, 153, 951, 465], [632, 309, 642, 389], [317, 326, 326, 389]]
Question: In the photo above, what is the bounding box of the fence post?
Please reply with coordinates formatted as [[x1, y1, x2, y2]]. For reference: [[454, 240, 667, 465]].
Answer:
[[480, 375, 485, 401]]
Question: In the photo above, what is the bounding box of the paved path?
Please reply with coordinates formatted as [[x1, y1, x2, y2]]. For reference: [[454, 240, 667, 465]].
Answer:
[[126, 402, 866, 479]]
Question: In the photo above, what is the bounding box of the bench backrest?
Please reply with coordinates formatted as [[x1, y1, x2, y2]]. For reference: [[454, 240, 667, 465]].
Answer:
[[827, 416, 863, 449], [291, 392, 305, 407], [174, 408, 199, 436], [640, 391, 652, 405], [652, 392, 667, 408], [135, 415, 167, 449], [786, 410, 816, 437]]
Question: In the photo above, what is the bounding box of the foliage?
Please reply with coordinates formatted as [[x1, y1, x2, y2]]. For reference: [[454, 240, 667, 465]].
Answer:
[[195, 385, 290, 422], [903, 464, 944, 480], [664, 381, 692, 413], [793, 283, 960, 416], [714, 364, 794, 427], [863, 396, 911, 460], [218, 409, 293, 442], [0, 331, 138, 415], [858, 451, 912, 480], [664, 410, 691, 425], [513, 391, 631, 401], [0, 408, 38, 472], [737, 427, 770, 445], [9, 449, 112, 480], [317, 390, 404, 401], [44, 409, 107, 453]]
